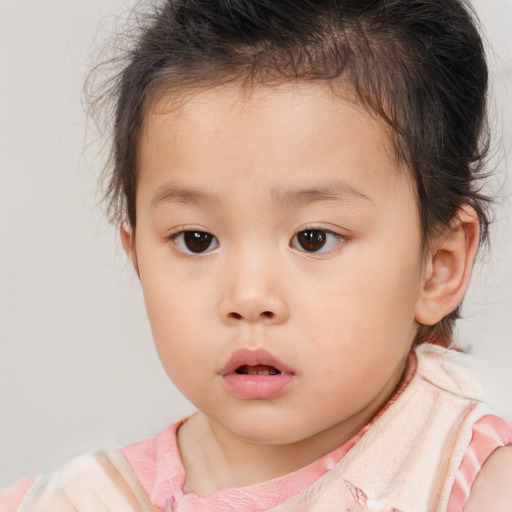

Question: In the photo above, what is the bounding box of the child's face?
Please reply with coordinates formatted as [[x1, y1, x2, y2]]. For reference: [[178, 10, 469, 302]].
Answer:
[[128, 83, 427, 447]]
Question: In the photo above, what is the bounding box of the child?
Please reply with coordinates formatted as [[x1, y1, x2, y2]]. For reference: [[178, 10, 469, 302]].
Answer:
[[2, 0, 511, 510]]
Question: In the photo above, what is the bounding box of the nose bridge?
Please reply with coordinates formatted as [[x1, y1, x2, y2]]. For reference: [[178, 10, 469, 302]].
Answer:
[[218, 241, 289, 325]]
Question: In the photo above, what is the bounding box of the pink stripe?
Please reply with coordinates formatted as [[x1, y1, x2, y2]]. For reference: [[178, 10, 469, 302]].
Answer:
[[0, 476, 38, 512], [447, 414, 512, 511]]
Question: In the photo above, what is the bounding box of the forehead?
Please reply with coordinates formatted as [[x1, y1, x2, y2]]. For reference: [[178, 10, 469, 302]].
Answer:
[[137, 82, 415, 210], [142, 82, 388, 149]]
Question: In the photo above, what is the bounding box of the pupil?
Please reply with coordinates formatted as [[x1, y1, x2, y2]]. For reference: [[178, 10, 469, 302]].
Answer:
[[298, 230, 326, 251], [184, 231, 212, 253]]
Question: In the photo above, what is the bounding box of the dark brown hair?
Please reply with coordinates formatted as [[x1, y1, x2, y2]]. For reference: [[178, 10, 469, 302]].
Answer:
[[90, 0, 491, 345]]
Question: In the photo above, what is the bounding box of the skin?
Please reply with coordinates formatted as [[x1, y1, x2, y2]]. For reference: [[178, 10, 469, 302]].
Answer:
[[463, 445, 512, 511], [122, 82, 512, 503]]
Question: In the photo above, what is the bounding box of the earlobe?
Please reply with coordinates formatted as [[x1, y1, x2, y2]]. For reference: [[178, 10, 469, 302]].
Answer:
[[120, 223, 139, 274], [415, 206, 480, 326]]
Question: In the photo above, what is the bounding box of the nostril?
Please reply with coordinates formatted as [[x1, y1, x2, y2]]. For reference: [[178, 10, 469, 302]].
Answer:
[[226, 311, 274, 320]]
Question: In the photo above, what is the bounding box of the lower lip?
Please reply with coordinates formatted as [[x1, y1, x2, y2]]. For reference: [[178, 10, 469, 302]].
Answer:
[[222, 373, 293, 399]]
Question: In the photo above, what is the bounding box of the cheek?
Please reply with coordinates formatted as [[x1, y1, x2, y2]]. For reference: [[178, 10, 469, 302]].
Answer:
[[136, 259, 190, 360], [147, 295, 210, 396], [138, 240, 202, 322], [137, 257, 219, 380], [297, 245, 422, 345]]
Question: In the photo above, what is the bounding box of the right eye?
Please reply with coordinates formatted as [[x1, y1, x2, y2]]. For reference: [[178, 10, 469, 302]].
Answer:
[[172, 231, 219, 255]]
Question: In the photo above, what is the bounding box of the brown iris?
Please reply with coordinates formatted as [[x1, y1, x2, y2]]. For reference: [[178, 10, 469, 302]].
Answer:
[[183, 231, 215, 253], [296, 230, 327, 252]]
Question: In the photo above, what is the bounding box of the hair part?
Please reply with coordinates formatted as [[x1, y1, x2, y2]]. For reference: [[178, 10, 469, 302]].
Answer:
[[87, 0, 492, 345]]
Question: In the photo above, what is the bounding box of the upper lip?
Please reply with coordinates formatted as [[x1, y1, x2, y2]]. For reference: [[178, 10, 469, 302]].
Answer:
[[220, 348, 294, 376]]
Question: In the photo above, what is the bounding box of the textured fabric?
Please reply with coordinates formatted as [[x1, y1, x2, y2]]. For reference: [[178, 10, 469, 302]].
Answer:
[[0, 477, 38, 512], [122, 422, 366, 512], [1, 451, 159, 512], [2, 344, 511, 512]]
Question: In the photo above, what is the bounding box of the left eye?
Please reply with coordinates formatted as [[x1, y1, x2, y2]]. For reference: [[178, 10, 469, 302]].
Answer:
[[290, 229, 342, 253]]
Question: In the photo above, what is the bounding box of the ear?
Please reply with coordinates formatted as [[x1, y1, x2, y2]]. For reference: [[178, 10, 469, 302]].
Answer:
[[120, 223, 139, 275], [415, 205, 480, 326]]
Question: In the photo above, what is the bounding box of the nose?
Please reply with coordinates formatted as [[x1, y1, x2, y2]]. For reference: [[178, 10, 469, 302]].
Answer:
[[217, 257, 290, 326]]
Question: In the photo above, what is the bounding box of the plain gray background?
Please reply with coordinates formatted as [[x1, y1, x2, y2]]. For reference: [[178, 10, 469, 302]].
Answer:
[[1, 0, 511, 487]]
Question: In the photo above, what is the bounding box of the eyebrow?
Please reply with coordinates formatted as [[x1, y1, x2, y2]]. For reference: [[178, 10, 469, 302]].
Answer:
[[151, 185, 223, 210], [270, 180, 373, 208], [150, 179, 372, 210]]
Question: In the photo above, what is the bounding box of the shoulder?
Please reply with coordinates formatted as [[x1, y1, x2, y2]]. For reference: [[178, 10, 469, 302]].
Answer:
[[448, 413, 512, 511], [414, 343, 482, 399], [1, 450, 139, 512], [0, 452, 102, 512], [0, 476, 39, 512], [464, 445, 512, 512]]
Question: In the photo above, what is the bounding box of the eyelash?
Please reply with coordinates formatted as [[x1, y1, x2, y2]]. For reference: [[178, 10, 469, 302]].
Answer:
[[168, 228, 345, 255]]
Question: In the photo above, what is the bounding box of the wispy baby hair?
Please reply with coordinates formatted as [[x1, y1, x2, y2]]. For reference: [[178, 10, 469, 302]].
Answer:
[[91, 0, 491, 345]]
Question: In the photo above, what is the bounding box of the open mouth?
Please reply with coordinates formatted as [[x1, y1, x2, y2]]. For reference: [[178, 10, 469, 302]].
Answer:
[[221, 349, 294, 399], [221, 348, 293, 376], [235, 365, 282, 376]]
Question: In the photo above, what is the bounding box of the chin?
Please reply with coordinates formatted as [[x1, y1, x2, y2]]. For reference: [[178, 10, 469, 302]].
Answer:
[[219, 416, 311, 445]]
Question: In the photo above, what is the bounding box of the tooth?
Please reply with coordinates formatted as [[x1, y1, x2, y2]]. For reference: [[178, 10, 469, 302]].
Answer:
[[237, 365, 282, 376]]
